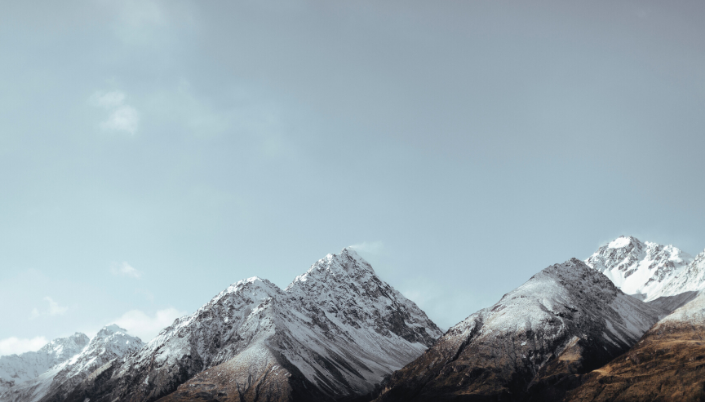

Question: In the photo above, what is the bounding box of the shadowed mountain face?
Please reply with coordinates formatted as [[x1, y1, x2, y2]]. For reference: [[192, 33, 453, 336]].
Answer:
[[38, 325, 143, 402], [565, 291, 705, 402], [373, 259, 662, 402], [62, 248, 442, 402]]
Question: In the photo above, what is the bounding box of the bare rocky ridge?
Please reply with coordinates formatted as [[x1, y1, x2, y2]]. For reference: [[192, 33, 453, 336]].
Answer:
[[565, 291, 705, 401], [372, 259, 662, 402], [62, 248, 442, 402]]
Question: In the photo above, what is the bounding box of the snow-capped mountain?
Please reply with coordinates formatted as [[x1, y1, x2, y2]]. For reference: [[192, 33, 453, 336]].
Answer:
[[655, 249, 705, 301], [39, 325, 143, 402], [585, 236, 693, 302], [62, 248, 442, 402], [566, 290, 705, 401], [374, 259, 662, 402], [0, 333, 89, 393], [0, 325, 143, 402]]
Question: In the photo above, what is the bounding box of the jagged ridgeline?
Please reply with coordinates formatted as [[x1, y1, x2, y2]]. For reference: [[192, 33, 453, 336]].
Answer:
[[6, 237, 705, 402], [0, 326, 143, 402], [566, 263, 705, 401], [61, 248, 442, 402], [584, 236, 700, 311], [373, 236, 705, 402], [0, 333, 90, 395], [373, 259, 662, 402]]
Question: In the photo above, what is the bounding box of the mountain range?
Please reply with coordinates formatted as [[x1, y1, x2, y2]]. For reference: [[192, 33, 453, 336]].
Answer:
[[2, 237, 705, 402], [0, 325, 142, 402], [61, 248, 441, 402]]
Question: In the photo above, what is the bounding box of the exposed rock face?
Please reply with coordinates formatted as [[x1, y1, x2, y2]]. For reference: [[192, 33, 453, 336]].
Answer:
[[37, 325, 143, 402], [585, 236, 693, 304], [565, 291, 705, 402], [1, 326, 142, 402], [0, 333, 89, 395], [0, 326, 142, 402], [373, 259, 662, 402], [63, 248, 442, 402]]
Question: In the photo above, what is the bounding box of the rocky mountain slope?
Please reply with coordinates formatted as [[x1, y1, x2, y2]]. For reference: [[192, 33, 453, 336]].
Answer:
[[584, 236, 693, 304], [655, 248, 705, 302], [373, 259, 662, 402], [565, 290, 705, 401], [62, 248, 442, 402], [0, 326, 143, 402], [0, 333, 89, 394]]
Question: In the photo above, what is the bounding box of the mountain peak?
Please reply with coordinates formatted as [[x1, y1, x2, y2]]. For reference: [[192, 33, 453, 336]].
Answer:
[[585, 236, 693, 301], [0, 333, 90, 395], [97, 324, 127, 338], [75, 248, 441, 402], [225, 276, 278, 293], [375, 258, 662, 402], [291, 247, 375, 287], [608, 235, 642, 249]]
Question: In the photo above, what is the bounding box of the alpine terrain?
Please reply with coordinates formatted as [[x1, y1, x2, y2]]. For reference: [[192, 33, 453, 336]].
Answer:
[[565, 249, 705, 401], [373, 259, 662, 402], [566, 288, 705, 401], [0, 326, 142, 402], [0, 333, 89, 394], [584, 236, 698, 311], [61, 248, 442, 402]]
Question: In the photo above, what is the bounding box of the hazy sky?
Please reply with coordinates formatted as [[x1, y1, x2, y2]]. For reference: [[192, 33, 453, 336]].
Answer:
[[2, 0, 705, 354]]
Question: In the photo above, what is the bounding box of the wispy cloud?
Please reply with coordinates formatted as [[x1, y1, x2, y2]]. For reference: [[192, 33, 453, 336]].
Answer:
[[349, 241, 384, 255], [0, 336, 48, 357], [111, 308, 186, 342], [30, 297, 68, 319], [91, 90, 126, 108], [90, 90, 140, 135], [111, 262, 142, 279]]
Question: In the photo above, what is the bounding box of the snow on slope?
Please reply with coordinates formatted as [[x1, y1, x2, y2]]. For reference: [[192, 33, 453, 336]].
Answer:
[[64, 248, 442, 402], [0, 333, 89, 393], [655, 289, 705, 328], [585, 236, 693, 302], [444, 258, 660, 358], [656, 249, 705, 299], [108, 276, 283, 395], [274, 248, 441, 395], [374, 259, 663, 402], [0, 326, 143, 402]]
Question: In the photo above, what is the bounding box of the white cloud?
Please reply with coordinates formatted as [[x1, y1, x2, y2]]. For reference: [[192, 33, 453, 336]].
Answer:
[[111, 262, 142, 279], [90, 90, 127, 109], [111, 308, 186, 342], [349, 241, 384, 255], [90, 90, 140, 135], [45, 297, 68, 316], [101, 105, 139, 134], [0, 336, 48, 357], [30, 297, 68, 319]]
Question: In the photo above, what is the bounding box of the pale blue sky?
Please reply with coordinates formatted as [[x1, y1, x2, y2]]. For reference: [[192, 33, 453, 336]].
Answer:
[[2, 0, 705, 353]]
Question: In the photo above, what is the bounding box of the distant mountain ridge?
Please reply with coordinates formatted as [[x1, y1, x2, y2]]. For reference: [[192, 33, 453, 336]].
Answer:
[[585, 236, 693, 301], [0, 333, 89, 394], [0, 326, 142, 402], [585, 236, 705, 313], [62, 248, 442, 402]]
